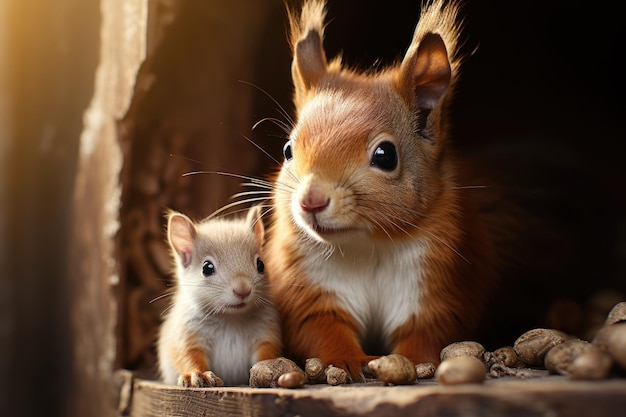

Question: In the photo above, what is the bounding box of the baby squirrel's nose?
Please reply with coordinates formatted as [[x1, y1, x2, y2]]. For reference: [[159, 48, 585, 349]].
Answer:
[[233, 285, 251, 299]]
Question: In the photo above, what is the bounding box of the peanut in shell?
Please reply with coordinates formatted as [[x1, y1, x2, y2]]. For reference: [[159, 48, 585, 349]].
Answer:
[[368, 354, 417, 385], [513, 328, 571, 367], [435, 355, 486, 385], [440, 341, 486, 363]]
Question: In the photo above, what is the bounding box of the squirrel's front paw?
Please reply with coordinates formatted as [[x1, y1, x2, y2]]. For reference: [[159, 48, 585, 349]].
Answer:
[[178, 370, 224, 388]]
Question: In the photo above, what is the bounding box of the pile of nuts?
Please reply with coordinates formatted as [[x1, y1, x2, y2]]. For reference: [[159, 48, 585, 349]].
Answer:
[[249, 357, 351, 388], [248, 302, 626, 388]]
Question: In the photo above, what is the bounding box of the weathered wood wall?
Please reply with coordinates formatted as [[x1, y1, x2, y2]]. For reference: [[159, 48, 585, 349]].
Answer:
[[67, 1, 149, 415]]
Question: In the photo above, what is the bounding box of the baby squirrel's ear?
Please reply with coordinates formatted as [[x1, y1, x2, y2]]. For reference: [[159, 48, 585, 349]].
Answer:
[[246, 205, 265, 248], [289, 0, 328, 98], [166, 211, 196, 268]]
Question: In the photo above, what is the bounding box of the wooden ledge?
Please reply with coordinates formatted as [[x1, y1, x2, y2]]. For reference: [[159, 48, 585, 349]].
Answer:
[[116, 370, 626, 417]]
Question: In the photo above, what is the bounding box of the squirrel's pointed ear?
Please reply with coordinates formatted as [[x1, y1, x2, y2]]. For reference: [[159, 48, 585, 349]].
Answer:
[[167, 211, 196, 268], [289, 0, 328, 98], [399, 33, 452, 112], [395, 1, 461, 142]]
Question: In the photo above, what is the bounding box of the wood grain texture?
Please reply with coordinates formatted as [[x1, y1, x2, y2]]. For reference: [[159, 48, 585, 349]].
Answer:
[[127, 376, 626, 417], [67, 1, 148, 415]]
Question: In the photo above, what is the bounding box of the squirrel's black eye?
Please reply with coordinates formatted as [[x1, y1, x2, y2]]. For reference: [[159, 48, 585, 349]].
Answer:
[[371, 141, 398, 171], [256, 257, 265, 274], [202, 260, 216, 277], [283, 140, 293, 161]]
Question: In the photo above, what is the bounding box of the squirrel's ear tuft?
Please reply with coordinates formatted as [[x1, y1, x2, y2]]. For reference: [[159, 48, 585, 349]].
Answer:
[[289, 0, 328, 98]]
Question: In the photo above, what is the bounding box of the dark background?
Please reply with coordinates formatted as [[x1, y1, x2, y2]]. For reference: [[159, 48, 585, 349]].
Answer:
[[1, 1, 623, 415]]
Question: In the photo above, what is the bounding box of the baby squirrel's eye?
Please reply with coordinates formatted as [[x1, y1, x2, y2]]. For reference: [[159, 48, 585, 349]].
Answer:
[[202, 260, 216, 277], [371, 141, 398, 172], [283, 140, 293, 161], [256, 257, 265, 274]]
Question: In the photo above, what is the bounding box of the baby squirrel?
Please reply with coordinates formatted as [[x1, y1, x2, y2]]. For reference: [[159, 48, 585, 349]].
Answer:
[[264, 0, 500, 382], [158, 207, 282, 387]]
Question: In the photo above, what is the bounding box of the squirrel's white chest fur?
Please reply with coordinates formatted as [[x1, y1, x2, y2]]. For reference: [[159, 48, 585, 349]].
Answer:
[[159, 302, 279, 386], [303, 239, 425, 352], [195, 314, 264, 385]]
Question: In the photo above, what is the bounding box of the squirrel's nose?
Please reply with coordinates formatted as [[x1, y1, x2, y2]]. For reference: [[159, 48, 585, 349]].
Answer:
[[300, 196, 330, 213], [300, 184, 330, 213]]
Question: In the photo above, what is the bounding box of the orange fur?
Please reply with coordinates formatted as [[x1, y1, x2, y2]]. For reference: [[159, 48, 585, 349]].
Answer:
[[272, 269, 379, 379], [390, 184, 496, 365], [255, 339, 283, 362], [168, 333, 210, 376]]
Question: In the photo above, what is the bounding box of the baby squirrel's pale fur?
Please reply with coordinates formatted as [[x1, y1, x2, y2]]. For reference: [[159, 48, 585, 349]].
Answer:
[[158, 207, 281, 386], [265, 0, 498, 382]]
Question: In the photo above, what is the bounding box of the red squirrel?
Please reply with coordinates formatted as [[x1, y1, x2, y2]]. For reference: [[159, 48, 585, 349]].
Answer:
[[264, 0, 500, 381], [158, 207, 282, 386]]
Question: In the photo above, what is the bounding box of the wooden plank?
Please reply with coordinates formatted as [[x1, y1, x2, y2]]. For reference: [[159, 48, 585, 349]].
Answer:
[[127, 376, 626, 417]]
